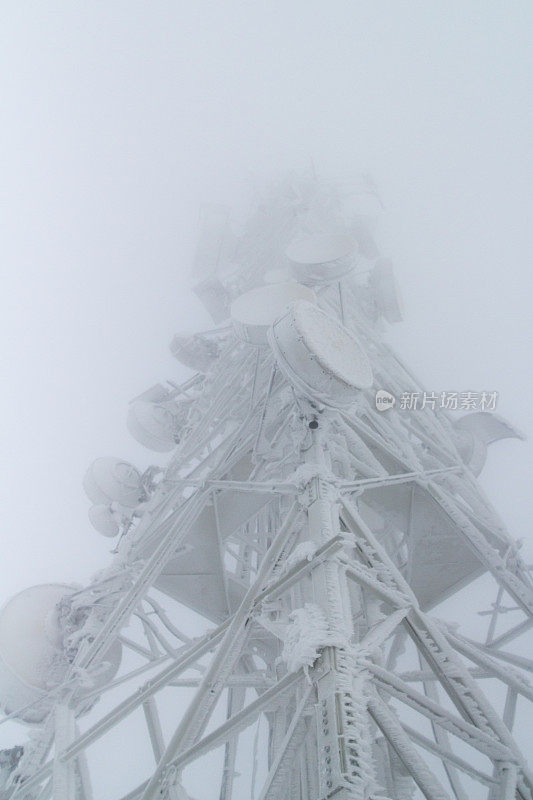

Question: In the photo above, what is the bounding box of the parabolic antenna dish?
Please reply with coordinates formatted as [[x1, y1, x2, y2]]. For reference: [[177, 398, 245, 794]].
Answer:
[[285, 232, 357, 284], [170, 332, 219, 373], [269, 300, 373, 407], [0, 585, 121, 723], [455, 411, 524, 445], [83, 458, 142, 508], [370, 258, 403, 324], [230, 282, 316, 345], [127, 401, 179, 452], [88, 505, 120, 537], [453, 412, 524, 476]]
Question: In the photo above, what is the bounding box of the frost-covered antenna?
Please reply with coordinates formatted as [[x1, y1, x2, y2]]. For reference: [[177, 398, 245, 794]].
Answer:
[[0, 175, 532, 800]]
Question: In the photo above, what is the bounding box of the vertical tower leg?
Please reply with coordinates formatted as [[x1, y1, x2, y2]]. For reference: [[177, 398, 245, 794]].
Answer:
[[304, 426, 377, 799]]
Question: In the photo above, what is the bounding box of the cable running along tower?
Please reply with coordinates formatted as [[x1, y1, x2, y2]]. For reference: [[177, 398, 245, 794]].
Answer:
[[0, 176, 532, 800]]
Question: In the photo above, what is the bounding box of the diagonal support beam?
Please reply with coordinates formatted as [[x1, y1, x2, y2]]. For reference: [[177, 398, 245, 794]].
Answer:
[[140, 501, 303, 800], [117, 673, 304, 800], [443, 629, 533, 701], [400, 722, 497, 788], [341, 495, 531, 785], [368, 692, 452, 800], [416, 651, 469, 800], [427, 481, 533, 619], [366, 662, 513, 761], [404, 611, 529, 765], [171, 671, 303, 772], [77, 489, 211, 672]]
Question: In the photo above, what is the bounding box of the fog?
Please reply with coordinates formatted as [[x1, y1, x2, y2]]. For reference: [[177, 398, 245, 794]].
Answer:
[[0, 0, 532, 793]]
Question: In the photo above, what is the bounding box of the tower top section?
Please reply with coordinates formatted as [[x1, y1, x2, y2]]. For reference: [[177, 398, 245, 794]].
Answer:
[[191, 173, 395, 328]]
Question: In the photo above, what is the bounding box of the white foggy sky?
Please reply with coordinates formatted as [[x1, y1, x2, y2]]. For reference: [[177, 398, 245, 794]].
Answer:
[[0, 2, 532, 626]]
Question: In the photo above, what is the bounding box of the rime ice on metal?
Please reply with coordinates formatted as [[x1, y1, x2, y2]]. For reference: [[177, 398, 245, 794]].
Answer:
[[0, 174, 532, 800]]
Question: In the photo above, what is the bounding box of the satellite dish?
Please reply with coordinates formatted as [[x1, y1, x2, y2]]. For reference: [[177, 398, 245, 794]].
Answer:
[[0, 585, 121, 723], [453, 412, 524, 476], [269, 300, 373, 407], [127, 401, 179, 452], [370, 259, 403, 324], [170, 332, 219, 373], [285, 233, 357, 284], [83, 458, 142, 508], [88, 505, 120, 537], [455, 412, 524, 445], [230, 282, 316, 345]]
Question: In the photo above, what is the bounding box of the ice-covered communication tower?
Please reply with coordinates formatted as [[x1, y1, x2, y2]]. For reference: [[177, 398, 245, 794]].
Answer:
[[1, 175, 532, 800]]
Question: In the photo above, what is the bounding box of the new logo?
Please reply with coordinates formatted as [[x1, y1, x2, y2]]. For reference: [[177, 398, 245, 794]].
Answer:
[[375, 389, 396, 411]]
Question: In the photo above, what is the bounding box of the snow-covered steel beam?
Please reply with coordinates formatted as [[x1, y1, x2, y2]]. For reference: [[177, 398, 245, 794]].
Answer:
[[257, 687, 312, 800], [62, 623, 230, 762], [218, 686, 246, 800], [444, 630, 533, 701], [368, 692, 452, 800], [139, 501, 303, 800], [366, 662, 513, 761], [171, 672, 303, 771], [488, 616, 533, 649], [416, 652, 469, 800], [427, 481, 533, 618], [440, 634, 533, 674], [120, 673, 303, 800], [142, 698, 165, 762], [344, 562, 411, 608], [77, 489, 212, 671], [400, 723, 497, 788], [404, 614, 523, 753]]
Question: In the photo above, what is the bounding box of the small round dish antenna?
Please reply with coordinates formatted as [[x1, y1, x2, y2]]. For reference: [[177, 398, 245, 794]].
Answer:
[[285, 232, 357, 284], [83, 458, 142, 507], [170, 332, 219, 373], [127, 401, 179, 452], [0, 585, 121, 723], [230, 282, 316, 345], [88, 505, 120, 537], [370, 258, 403, 324], [269, 300, 373, 407]]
